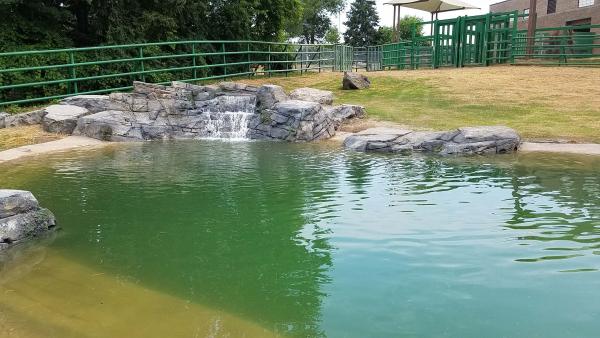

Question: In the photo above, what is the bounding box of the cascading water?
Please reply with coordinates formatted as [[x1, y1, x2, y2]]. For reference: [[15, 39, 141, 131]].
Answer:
[[198, 95, 256, 140], [204, 111, 252, 140]]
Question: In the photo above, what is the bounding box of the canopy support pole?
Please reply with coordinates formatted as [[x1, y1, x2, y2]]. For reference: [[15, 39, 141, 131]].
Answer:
[[393, 5, 397, 41]]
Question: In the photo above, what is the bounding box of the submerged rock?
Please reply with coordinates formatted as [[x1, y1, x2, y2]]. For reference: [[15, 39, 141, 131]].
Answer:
[[344, 126, 520, 155], [42, 104, 90, 134], [289, 88, 334, 105], [0, 190, 56, 251], [343, 72, 370, 90]]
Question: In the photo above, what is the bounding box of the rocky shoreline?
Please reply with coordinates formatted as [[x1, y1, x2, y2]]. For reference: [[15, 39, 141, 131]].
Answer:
[[1, 79, 523, 157]]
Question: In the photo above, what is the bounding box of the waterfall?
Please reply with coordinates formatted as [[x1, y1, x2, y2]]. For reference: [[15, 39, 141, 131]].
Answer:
[[198, 95, 256, 140], [203, 111, 252, 140]]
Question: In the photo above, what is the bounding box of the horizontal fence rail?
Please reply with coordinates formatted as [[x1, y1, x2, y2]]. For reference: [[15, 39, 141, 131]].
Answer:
[[0, 41, 354, 107]]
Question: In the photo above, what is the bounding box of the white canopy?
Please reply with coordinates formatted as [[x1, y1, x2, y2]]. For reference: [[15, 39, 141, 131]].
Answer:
[[384, 0, 479, 13]]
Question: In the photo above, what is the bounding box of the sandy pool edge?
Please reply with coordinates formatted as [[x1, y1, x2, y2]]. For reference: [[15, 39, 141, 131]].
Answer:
[[0, 136, 111, 163]]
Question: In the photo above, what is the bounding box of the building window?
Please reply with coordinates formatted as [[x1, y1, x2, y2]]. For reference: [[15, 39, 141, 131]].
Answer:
[[579, 0, 595, 7], [547, 0, 556, 14], [522, 8, 529, 21]]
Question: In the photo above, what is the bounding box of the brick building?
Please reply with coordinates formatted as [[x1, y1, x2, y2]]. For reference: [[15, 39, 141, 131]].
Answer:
[[490, 0, 600, 31]]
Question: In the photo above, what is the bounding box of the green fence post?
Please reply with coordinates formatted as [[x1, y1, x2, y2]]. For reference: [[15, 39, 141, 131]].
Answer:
[[510, 11, 518, 64], [483, 13, 491, 66], [247, 42, 251, 78], [268, 44, 272, 77], [69, 51, 78, 94], [299, 45, 303, 74], [433, 19, 439, 68], [285, 44, 289, 77], [560, 33, 567, 66], [318, 45, 322, 73], [191, 43, 197, 80], [222, 43, 227, 77], [139, 46, 146, 82]]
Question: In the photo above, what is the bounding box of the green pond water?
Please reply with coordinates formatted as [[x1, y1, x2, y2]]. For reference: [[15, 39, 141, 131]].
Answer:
[[1, 141, 600, 337]]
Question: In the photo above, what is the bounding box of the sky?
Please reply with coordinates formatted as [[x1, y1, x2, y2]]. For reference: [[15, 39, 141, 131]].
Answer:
[[334, 0, 507, 32]]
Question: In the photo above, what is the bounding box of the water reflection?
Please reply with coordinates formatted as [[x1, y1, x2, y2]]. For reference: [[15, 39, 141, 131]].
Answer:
[[1, 143, 600, 337]]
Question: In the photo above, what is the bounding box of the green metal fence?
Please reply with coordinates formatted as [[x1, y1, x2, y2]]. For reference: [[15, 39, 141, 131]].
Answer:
[[0, 41, 352, 107], [512, 24, 600, 66], [3, 12, 600, 108], [379, 11, 519, 70]]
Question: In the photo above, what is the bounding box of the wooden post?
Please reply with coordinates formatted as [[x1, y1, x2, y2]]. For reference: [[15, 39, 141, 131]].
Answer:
[[526, 0, 537, 58]]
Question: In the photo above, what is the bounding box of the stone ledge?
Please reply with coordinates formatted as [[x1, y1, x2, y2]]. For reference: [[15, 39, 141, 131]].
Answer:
[[343, 126, 521, 155]]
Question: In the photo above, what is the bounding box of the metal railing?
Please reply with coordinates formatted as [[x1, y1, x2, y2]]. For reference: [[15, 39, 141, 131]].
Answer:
[[3, 13, 599, 108], [0, 41, 353, 107], [512, 24, 600, 66]]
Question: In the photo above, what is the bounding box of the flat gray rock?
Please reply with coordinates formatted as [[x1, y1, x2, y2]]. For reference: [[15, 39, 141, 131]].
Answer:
[[289, 88, 334, 105], [60, 95, 125, 113], [42, 104, 90, 134], [344, 126, 521, 156]]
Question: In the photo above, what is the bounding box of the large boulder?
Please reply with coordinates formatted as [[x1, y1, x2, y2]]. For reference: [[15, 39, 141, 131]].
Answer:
[[42, 104, 90, 134], [343, 72, 370, 90], [327, 104, 366, 129], [256, 85, 288, 111], [74, 110, 151, 141], [3, 110, 46, 128], [344, 126, 521, 155], [0, 190, 56, 251], [289, 88, 334, 105], [249, 100, 335, 142], [0, 112, 9, 129]]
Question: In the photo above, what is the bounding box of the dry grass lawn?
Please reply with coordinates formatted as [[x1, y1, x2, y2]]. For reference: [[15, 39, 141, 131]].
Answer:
[[0, 125, 64, 151], [243, 66, 600, 142]]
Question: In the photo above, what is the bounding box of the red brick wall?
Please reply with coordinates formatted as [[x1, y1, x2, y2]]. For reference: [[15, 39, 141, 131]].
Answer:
[[491, 0, 600, 31]]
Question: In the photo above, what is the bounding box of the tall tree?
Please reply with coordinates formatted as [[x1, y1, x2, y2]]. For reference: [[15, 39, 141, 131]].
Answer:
[[397, 15, 424, 41], [376, 17, 424, 45], [287, 0, 345, 44], [343, 0, 379, 47], [324, 27, 341, 44]]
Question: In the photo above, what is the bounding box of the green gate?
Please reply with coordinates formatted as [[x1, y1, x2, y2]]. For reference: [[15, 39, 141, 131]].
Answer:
[[432, 11, 518, 68]]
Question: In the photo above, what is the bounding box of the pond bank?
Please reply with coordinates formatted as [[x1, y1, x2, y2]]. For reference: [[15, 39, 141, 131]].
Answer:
[[0, 136, 110, 163]]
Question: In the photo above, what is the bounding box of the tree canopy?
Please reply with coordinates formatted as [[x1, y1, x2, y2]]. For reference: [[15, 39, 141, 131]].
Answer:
[[343, 0, 379, 47], [0, 0, 301, 50]]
